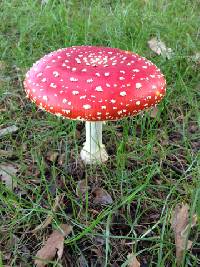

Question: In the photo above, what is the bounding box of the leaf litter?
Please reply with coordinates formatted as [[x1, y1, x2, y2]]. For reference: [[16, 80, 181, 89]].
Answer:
[[92, 188, 113, 205], [171, 203, 197, 265], [148, 37, 173, 59], [0, 163, 18, 190], [127, 253, 140, 267], [35, 224, 72, 267], [0, 125, 18, 138]]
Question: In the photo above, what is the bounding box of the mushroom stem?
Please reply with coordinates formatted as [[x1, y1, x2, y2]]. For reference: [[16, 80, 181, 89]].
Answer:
[[80, 121, 108, 164]]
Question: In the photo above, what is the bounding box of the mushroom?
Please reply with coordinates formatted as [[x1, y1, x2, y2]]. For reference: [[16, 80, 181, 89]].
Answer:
[[24, 46, 166, 164]]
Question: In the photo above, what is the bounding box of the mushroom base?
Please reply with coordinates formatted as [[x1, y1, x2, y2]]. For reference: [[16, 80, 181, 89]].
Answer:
[[80, 121, 108, 164], [80, 144, 108, 164]]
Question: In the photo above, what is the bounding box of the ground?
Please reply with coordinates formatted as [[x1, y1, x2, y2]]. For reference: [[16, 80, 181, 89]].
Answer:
[[0, 0, 200, 266]]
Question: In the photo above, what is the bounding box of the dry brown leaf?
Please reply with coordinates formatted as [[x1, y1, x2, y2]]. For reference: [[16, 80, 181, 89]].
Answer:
[[46, 151, 59, 162], [127, 253, 140, 267], [31, 194, 64, 233], [148, 37, 173, 59], [0, 125, 19, 138], [93, 188, 113, 205], [171, 203, 197, 265], [0, 163, 18, 190], [35, 224, 72, 267]]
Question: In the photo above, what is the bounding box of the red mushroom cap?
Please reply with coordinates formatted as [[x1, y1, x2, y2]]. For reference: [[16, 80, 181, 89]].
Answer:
[[24, 46, 166, 121]]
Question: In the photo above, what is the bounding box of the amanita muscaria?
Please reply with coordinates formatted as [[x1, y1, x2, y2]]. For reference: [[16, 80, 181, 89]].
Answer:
[[24, 46, 166, 164]]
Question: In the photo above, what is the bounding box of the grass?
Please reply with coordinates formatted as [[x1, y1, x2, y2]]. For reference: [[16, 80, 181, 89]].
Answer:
[[0, 0, 200, 266]]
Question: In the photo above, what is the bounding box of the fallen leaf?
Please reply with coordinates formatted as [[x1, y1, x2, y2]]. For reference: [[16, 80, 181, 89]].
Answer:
[[76, 179, 90, 197], [93, 188, 113, 205], [148, 37, 173, 59], [0, 125, 19, 138], [127, 253, 140, 267], [171, 203, 197, 265], [0, 163, 18, 190], [31, 194, 64, 233], [35, 224, 72, 267], [46, 151, 59, 162]]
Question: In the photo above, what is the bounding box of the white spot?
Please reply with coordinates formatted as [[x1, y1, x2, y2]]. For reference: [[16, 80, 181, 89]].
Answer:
[[136, 101, 140, 105], [119, 77, 125, 81], [62, 109, 71, 114], [106, 83, 110, 87], [43, 95, 48, 101], [87, 78, 93, 83], [75, 58, 81, 64], [120, 70, 125, 74], [72, 91, 79, 95], [133, 69, 139, 72], [53, 71, 59, 77], [136, 83, 142, 89], [152, 85, 157, 90], [81, 68, 87, 72], [97, 112, 102, 115], [80, 95, 86, 99], [104, 72, 110, 77], [95, 86, 103, 92], [95, 73, 100, 77], [142, 66, 147, 69], [83, 104, 91, 110], [70, 77, 78, 82], [120, 91, 127, 96], [68, 102, 71, 105], [63, 99, 67, 103], [62, 63, 67, 67], [111, 99, 116, 103], [41, 78, 47, 82], [113, 107, 117, 110], [50, 83, 57, 88], [37, 73, 42, 77], [72, 67, 76, 71], [101, 106, 106, 109]]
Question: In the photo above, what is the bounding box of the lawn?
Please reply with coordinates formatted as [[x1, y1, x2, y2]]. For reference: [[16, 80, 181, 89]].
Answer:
[[0, 0, 200, 266]]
